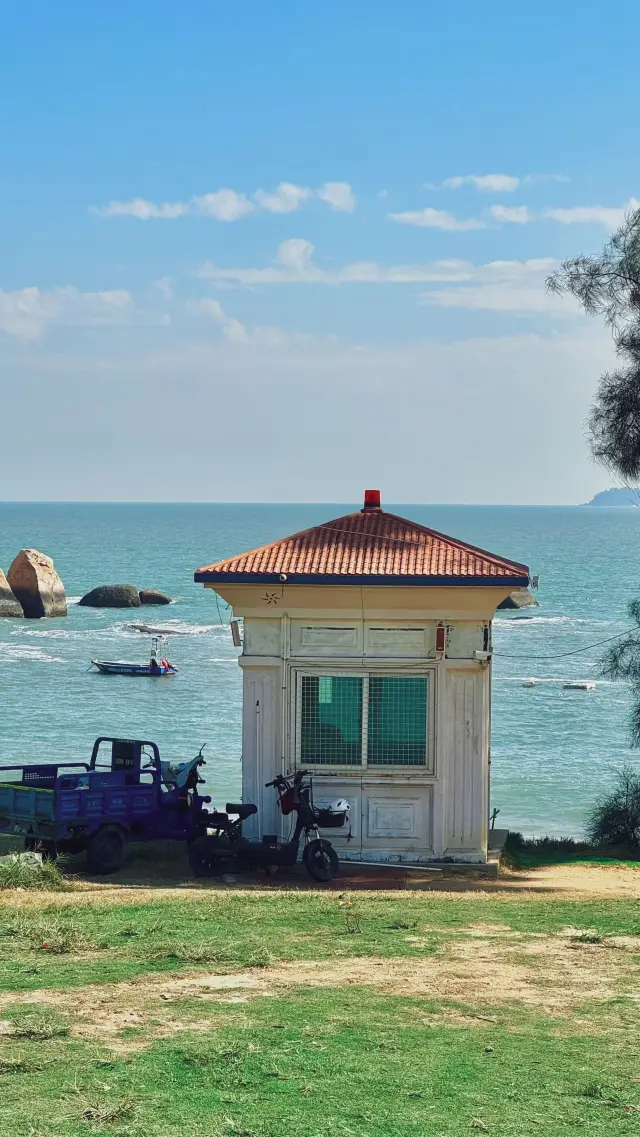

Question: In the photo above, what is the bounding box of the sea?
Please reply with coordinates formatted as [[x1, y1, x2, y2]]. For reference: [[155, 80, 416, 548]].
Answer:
[[1, 502, 639, 839]]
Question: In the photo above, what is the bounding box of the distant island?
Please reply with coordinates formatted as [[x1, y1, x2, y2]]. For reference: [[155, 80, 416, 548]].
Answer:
[[583, 488, 640, 507]]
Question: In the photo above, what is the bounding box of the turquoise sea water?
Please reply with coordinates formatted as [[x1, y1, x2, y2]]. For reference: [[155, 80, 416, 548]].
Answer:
[[1, 502, 639, 838]]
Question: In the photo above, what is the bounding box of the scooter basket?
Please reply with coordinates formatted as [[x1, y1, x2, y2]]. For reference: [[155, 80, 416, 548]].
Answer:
[[277, 787, 298, 815], [314, 808, 348, 828]]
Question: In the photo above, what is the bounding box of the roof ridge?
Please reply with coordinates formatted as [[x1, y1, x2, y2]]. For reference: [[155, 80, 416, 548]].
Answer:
[[194, 506, 530, 582]]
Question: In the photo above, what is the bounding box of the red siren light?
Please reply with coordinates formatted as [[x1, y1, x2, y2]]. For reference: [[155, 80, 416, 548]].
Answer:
[[362, 489, 381, 511]]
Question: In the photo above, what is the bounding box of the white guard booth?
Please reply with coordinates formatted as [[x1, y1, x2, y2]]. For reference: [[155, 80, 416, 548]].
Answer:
[[194, 491, 530, 865]]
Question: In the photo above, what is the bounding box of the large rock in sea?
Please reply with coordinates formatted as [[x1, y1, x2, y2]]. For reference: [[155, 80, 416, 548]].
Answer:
[[0, 569, 23, 618], [79, 584, 141, 609], [7, 550, 67, 619], [139, 589, 171, 606], [497, 588, 539, 611]]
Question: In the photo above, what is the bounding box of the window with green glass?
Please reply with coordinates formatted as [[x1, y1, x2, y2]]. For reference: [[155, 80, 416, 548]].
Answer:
[[298, 673, 429, 768], [367, 676, 427, 765], [300, 675, 363, 766]]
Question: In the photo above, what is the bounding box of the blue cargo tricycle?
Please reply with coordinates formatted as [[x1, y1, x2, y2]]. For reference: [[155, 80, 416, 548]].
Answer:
[[0, 737, 212, 874]]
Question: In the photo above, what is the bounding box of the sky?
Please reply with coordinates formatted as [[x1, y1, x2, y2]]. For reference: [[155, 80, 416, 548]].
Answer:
[[1, 1, 639, 504]]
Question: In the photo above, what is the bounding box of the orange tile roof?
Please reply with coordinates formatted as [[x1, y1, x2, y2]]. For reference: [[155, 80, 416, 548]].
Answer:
[[194, 503, 529, 586]]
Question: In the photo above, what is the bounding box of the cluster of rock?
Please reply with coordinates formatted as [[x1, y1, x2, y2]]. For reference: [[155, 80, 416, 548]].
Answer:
[[0, 549, 171, 618], [79, 586, 171, 608], [496, 589, 539, 611], [0, 550, 67, 619]]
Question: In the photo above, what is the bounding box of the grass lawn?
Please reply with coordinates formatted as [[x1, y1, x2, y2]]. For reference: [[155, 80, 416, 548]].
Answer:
[[0, 877, 639, 1135]]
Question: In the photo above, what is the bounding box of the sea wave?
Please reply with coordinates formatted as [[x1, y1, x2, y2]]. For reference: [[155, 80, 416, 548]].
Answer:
[[16, 625, 136, 640], [0, 645, 66, 664], [495, 675, 615, 686], [126, 621, 230, 636], [14, 620, 227, 640], [494, 615, 591, 626]]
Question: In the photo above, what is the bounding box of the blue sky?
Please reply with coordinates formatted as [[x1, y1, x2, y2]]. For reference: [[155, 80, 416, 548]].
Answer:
[[1, 1, 638, 503]]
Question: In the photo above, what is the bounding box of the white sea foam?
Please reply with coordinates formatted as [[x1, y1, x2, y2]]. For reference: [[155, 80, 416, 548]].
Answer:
[[0, 644, 66, 664], [17, 625, 133, 640], [494, 615, 593, 627], [495, 675, 615, 686], [14, 620, 225, 640], [126, 621, 229, 636]]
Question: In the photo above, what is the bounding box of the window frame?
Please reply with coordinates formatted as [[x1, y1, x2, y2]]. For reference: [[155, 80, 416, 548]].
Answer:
[[293, 667, 436, 775]]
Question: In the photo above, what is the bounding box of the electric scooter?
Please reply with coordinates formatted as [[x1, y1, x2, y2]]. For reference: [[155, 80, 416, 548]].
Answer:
[[187, 769, 349, 882]]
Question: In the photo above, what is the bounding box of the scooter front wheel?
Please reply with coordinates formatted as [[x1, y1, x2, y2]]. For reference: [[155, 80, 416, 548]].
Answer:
[[188, 836, 228, 878], [303, 839, 339, 882]]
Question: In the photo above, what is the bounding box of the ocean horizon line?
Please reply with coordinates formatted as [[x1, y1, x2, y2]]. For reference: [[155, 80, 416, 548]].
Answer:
[[0, 499, 604, 508]]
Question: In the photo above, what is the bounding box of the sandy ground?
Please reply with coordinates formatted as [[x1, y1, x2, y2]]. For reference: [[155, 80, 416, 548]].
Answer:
[[1, 855, 639, 1054], [2, 924, 639, 1052]]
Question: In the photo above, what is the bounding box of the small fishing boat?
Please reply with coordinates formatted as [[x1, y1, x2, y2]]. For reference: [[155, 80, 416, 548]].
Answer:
[[91, 637, 177, 677], [563, 680, 595, 691]]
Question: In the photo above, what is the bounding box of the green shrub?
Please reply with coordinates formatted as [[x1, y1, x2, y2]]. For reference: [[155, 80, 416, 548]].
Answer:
[[0, 855, 67, 892], [504, 833, 590, 854], [586, 766, 640, 849]]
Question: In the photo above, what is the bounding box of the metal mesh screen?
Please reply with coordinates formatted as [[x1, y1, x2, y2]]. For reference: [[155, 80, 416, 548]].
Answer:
[[367, 676, 427, 766], [300, 675, 363, 766]]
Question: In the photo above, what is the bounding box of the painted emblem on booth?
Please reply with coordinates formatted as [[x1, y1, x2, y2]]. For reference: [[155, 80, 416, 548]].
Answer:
[[262, 592, 280, 605]]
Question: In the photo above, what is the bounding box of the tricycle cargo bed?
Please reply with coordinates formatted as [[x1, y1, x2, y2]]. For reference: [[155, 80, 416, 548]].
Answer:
[[0, 763, 89, 828], [0, 783, 55, 824], [0, 739, 212, 870]]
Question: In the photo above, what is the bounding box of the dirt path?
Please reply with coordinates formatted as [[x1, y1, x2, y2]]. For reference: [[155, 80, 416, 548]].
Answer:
[[1, 926, 639, 1052]]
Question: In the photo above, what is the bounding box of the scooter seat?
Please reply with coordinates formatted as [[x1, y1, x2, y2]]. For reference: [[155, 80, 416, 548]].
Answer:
[[226, 802, 258, 821]]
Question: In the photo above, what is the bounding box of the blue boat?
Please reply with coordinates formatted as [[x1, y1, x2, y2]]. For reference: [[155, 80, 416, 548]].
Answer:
[[91, 636, 177, 677], [92, 660, 177, 676]]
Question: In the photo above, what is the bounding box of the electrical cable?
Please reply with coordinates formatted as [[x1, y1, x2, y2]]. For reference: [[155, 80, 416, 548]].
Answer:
[[497, 626, 638, 661]]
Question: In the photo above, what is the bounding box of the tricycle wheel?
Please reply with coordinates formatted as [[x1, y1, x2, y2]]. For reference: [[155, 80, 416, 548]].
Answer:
[[188, 836, 227, 878], [86, 826, 127, 875], [303, 839, 339, 882], [24, 839, 57, 861]]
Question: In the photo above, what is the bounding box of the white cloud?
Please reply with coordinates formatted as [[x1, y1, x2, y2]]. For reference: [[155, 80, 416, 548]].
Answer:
[[155, 277, 173, 299], [187, 298, 249, 343], [95, 199, 189, 220], [186, 296, 317, 349], [94, 181, 357, 221], [388, 207, 487, 230], [276, 237, 319, 274], [253, 182, 312, 213], [544, 198, 640, 228], [489, 204, 534, 224], [0, 287, 135, 339], [420, 258, 577, 315], [193, 189, 255, 221], [196, 243, 570, 319], [317, 181, 357, 212], [197, 241, 483, 287], [441, 174, 520, 192]]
